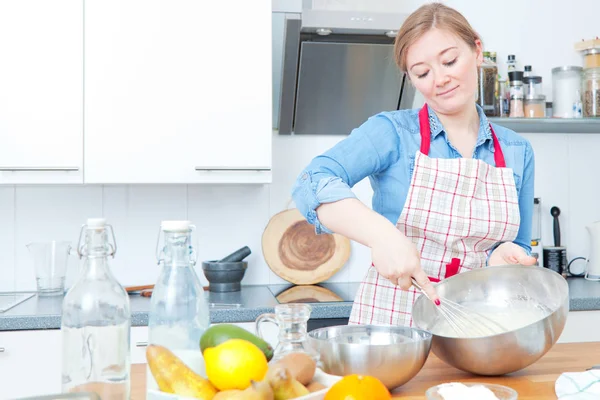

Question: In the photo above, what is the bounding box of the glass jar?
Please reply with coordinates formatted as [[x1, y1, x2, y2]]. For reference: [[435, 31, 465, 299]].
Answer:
[[523, 76, 542, 98], [524, 95, 546, 118], [61, 218, 131, 399], [509, 71, 525, 118], [497, 79, 509, 117], [552, 66, 583, 118], [583, 67, 600, 117], [478, 62, 498, 116], [147, 220, 210, 393], [583, 48, 600, 69]]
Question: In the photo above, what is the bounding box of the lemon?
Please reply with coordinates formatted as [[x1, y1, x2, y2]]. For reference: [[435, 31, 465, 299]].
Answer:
[[204, 338, 269, 391]]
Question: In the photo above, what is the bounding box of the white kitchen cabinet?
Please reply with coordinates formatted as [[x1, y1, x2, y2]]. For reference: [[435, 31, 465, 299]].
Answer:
[[131, 326, 150, 365], [557, 310, 600, 343], [84, 0, 272, 184], [0, 1, 83, 185], [0, 329, 62, 399]]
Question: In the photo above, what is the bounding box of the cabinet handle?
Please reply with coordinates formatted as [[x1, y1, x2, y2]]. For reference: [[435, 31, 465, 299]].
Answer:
[[0, 347, 4, 352], [0, 167, 79, 172], [136, 342, 148, 347], [195, 166, 270, 172]]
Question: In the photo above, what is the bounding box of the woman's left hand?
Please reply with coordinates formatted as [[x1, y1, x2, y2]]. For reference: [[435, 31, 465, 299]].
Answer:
[[488, 242, 537, 266]]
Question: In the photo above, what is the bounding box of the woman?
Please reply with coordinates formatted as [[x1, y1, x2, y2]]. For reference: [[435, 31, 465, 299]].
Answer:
[[291, 3, 536, 327]]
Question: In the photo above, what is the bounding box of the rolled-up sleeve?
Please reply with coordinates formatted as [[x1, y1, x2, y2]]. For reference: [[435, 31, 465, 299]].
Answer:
[[291, 114, 400, 234]]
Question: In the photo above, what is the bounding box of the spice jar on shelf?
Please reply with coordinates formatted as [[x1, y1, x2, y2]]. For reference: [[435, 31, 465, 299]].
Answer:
[[583, 48, 600, 69], [552, 66, 583, 118], [523, 76, 543, 97], [509, 71, 525, 118], [477, 55, 498, 116], [524, 95, 546, 118], [583, 67, 600, 117], [497, 78, 509, 117]]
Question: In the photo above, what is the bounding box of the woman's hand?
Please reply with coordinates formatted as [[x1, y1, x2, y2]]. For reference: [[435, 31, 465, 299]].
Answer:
[[371, 229, 440, 305], [488, 242, 537, 266]]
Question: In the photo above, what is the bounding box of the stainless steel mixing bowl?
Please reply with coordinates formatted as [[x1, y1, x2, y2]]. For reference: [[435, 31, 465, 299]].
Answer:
[[412, 265, 569, 376], [307, 325, 432, 390]]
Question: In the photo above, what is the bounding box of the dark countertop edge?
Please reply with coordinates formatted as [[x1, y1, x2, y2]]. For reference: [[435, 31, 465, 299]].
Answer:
[[0, 304, 355, 332], [1, 301, 599, 332]]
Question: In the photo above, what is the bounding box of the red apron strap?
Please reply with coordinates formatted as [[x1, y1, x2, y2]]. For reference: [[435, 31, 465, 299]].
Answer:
[[371, 259, 460, 283], [489, 125, 506, 168], [418, 103, 431, 155], [445, 258, 461, 278], [420, 103, 507, 168]]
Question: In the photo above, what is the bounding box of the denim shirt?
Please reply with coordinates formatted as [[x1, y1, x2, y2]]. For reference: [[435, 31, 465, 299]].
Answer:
[[291, 104, 535, 255]]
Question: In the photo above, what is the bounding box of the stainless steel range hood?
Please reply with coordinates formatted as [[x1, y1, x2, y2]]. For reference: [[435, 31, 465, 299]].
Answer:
[[277, 1, 415, 135]]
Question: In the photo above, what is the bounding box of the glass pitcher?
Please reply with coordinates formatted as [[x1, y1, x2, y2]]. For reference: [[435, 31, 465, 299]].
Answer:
[[26, 241, 73, 296], [255, 303, 320, 364]]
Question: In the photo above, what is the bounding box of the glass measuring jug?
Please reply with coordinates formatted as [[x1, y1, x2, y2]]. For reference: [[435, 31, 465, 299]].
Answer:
[[26, 241, 73, 296], [255, 303, 320, 363]]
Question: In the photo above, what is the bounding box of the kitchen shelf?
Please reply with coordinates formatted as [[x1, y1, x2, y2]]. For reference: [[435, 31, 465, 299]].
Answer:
[[489, 117, 600, 134]]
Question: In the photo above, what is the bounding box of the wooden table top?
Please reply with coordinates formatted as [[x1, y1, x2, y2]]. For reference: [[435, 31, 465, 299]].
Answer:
[[131, 342, 600, 400]]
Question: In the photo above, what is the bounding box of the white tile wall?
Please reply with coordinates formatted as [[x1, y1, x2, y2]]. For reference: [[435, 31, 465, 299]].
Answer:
[[566, 135, 600, 261], [0, 188, 15, 292], [1, 129, 593, 291]]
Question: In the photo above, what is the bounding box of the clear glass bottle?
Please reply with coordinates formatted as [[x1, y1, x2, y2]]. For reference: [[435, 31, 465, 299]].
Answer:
[[509, 71, 525, 118], [61, 218, 131, 399], [507, 54, 517, 72], [147, 221, 210, 392]]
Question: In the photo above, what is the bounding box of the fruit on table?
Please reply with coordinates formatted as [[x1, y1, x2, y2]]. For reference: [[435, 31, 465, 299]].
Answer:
[[213, 380, 274, 400], [269, 352, 316, 386], [204, 338, 269, 391], [306, 381, 326, 392], [266, 364, 310, 400], [324, 374, 391, 400], [200, 324, 274, 361], [146, 344, 218, 400]]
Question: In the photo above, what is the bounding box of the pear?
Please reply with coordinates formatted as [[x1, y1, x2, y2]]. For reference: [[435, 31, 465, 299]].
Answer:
[[213, 380, 274, 400], [146, 344, 217, 399], [267, 365, 310, 400]]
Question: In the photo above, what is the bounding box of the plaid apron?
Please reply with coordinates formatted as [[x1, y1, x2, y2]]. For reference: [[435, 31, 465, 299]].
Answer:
[[349, 104, 521, 326]]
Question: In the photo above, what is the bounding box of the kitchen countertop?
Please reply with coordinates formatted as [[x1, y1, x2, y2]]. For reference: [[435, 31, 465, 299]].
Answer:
[[0, 278, 599, 332], [129, 342, 600, 399]]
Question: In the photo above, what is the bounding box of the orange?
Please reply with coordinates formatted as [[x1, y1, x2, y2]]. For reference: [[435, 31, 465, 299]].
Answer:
[[324, 374, 391, 400]]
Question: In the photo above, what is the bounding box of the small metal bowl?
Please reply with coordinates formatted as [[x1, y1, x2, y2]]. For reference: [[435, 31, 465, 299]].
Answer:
[[307, 324, 432, 390]]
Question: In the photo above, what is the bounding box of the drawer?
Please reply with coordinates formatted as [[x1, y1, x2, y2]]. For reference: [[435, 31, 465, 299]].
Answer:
[[130, 326, 149, 364], [0, 329, 62, 399]]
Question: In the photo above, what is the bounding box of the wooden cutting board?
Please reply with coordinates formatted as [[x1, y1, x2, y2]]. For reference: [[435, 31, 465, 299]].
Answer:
[[275, 285, 344, 303], [262, 208, 351, 285]]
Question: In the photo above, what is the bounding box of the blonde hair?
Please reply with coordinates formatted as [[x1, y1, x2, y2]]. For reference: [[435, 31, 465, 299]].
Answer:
[[394, 2, 482, 73]]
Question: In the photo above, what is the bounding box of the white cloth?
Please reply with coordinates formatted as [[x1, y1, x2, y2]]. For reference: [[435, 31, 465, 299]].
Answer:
[[555, 370, 600, 399]]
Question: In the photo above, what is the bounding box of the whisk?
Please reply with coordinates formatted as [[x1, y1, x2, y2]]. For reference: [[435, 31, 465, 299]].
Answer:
[[411, 279, 508, 337]]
